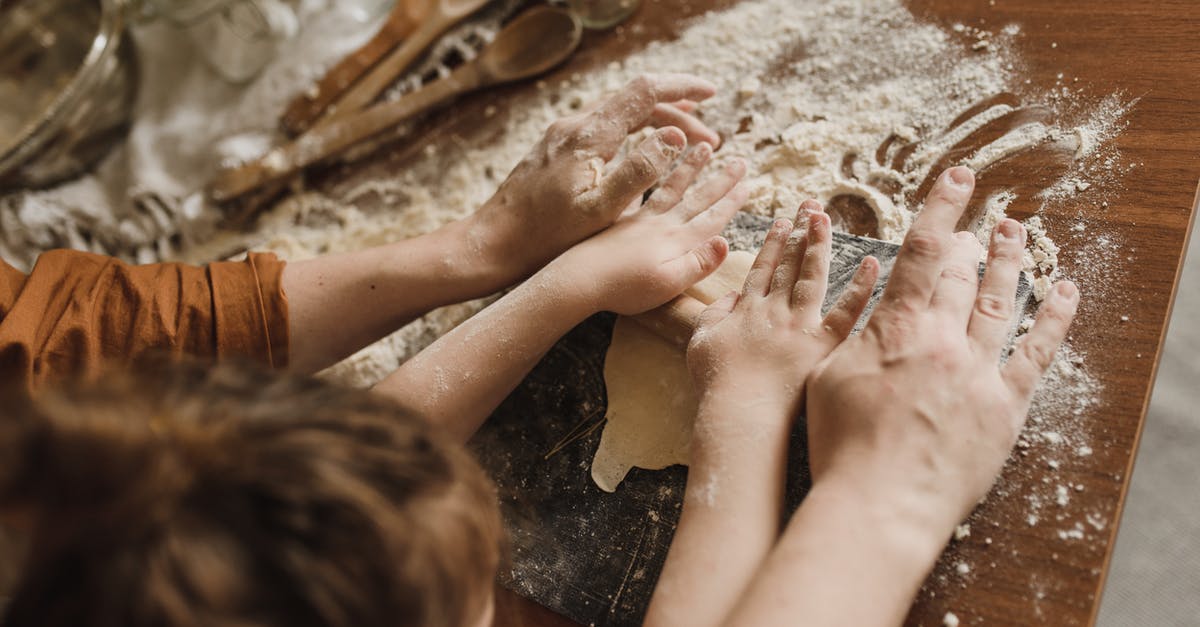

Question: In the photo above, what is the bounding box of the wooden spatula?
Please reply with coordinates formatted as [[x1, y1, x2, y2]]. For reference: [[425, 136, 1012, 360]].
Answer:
[[279, 0, 433, 136], [310, 0, 493, 131], [209, 5, 582, 203]]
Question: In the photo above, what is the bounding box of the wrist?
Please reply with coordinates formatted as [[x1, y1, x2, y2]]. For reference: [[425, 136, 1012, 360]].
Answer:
[[808, 468, 952, 564], [448, 211, 527, 289], [692, 380, 798, 446], [519, 261, 603, 322], [696, 371, 800, 417]]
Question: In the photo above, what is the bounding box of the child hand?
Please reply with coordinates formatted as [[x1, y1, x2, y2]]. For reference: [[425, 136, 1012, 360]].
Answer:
[[686, 202, 880, 420], [547, 151, 747, 317], [470, 74, 721, 282], [804, 167, 1079, 548]]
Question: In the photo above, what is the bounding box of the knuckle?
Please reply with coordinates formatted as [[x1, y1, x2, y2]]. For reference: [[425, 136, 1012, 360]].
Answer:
[[1041, 301, 1074, 326], [974, 293, 1012, 321], [629, 74, 655, 96], [626, 150, 661, 183], [1020, 338, 1056, 370], [903, 231, 944, 259], [929, 184, 967, 207], [939, 265, 976, 286]]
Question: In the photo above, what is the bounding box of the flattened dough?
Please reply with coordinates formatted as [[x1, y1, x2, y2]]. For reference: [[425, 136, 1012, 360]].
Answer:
[[591, 251, 756, 492]]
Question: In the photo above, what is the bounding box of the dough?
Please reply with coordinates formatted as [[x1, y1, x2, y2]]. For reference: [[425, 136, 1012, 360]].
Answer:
[[591, 251, 756, 492]]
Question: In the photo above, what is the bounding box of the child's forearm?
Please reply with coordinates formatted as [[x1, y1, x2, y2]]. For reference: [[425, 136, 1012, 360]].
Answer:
[[282, 216, 521, 374], [371, 264, 594, 443], [645, 388, 793, 627], [722, 474, 946, 627]]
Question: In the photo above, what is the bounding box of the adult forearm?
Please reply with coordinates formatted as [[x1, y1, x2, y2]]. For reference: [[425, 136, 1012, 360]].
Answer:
[[646, 392, 792, 627], [282, 217, 517, 374], [371, 266, 594, 443], [724, 475, 946, 627]]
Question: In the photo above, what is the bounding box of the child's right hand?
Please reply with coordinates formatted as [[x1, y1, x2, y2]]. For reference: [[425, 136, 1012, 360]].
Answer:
[[685, 202, 879, 427], [545, 151, 748, 317]]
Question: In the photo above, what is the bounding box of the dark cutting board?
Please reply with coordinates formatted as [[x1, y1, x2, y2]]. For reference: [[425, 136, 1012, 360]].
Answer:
[[470, 213, 1033, 627]]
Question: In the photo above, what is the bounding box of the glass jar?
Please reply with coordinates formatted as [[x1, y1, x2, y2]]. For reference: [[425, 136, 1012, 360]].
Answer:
[[565, 0, 640, 30]]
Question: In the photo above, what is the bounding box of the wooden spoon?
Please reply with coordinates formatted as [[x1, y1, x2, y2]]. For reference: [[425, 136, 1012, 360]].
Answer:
[[312, 0, 493, 130], [209, 5, 582, 203], [279, 0, 433, 136]]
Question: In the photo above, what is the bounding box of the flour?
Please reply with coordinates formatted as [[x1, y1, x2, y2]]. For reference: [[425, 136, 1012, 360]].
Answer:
[[3, 0, 1123, 549]]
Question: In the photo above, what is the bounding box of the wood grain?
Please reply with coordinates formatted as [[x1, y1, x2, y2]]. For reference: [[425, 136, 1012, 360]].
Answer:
[[304, 0, 1200, 624]]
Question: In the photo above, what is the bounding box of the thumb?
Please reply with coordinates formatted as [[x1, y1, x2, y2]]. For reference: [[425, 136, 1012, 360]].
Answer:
[[696, 289, 739, 330], [659, 236, 729, 296]]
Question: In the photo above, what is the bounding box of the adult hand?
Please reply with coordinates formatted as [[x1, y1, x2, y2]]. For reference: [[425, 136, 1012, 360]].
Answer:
[[547, 153, 748, 317], [686, 201, 879, 414], [470, 73, 722, 282], [806, 165, 1080, 542]]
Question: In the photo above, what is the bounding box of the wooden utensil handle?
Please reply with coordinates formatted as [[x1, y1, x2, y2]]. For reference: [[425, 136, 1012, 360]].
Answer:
[[210, 67, 479, 202], [314, 16, 449, 130], [280, 10, 421, 136], [630, 293, 707, 350]]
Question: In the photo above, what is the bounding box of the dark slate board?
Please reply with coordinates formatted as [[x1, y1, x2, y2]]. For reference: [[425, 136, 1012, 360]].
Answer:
[[469, 214, 1033, 627]]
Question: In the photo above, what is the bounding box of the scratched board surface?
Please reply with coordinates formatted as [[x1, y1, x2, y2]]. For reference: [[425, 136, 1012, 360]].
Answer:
[[470, 213, 1032, 626]]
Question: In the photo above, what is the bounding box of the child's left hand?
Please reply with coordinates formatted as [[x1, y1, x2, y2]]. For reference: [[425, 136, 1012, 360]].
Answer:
[[471, 74, 722, 285], [546, 151, 748, 317], [686, 201, 880, 418]]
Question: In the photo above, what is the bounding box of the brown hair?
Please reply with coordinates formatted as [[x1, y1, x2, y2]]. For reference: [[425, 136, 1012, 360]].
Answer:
[[0, 359, 503, 627]]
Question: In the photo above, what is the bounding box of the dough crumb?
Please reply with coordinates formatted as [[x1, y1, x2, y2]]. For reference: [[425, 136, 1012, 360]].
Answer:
[[943, 611, 961, 627]]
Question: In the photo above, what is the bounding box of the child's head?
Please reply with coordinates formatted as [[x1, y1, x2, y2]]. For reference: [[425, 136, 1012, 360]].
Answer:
[[0, 360, 503, 627]]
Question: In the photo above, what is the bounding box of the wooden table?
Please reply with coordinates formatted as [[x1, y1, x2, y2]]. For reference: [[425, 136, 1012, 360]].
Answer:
[[322, 0, 1200, 624]]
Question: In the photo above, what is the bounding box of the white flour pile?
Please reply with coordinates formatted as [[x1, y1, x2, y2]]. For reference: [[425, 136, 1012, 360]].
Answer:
[[2, 0, 1131, 576]]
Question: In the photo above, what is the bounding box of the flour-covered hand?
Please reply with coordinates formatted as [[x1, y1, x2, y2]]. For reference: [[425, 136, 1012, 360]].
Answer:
[[805, 166, 1080, 548], [548, 154, 748, 317], [470, 73, 722, 283], [686, 201, 879, 422]]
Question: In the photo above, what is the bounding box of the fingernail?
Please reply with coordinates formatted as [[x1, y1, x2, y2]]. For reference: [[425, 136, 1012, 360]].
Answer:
[[691, 142, 713, 161], [946, 166, 973, 188], [658, 128, 686, 153], [728, 158, 747, 175], [954, 231, 975, 241], [772, 218, 792, 233], [996, 219, 1020, 241], [1057, 281, 1079, 301], [810, 211, 829, 229]]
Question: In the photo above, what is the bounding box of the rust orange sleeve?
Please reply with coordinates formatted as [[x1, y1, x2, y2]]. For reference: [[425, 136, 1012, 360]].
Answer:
[[0, 250, 289, 393]]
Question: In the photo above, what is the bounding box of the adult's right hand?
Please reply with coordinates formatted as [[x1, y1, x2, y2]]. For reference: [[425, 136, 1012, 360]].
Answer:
[[805, 165, 1080, 544]]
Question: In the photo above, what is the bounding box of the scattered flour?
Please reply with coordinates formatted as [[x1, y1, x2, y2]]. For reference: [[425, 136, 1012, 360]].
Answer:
[[3, 0, 1124, 574]]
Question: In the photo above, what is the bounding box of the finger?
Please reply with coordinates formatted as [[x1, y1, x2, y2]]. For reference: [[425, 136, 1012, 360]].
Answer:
[[793, 208, 833, 311], [769, 201, 821, 302], [969, 219, 1027, 357], [928, 231, 984, 328], [743, 218, 793, 298], [590, 74, 719, 158], [683, 180, 749, 239], [659, 236, 730, 295], [592, 127, 687, 219], [822, 256, 881, 339], [672, 159, 747, 222], [672, 99, 699, 113], [873, 166, 975, 318], [1002, 281, 1080, 403], [648, 103, 722, 148], [643, 142, 713, 214], [696, 290, 739, 330]]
